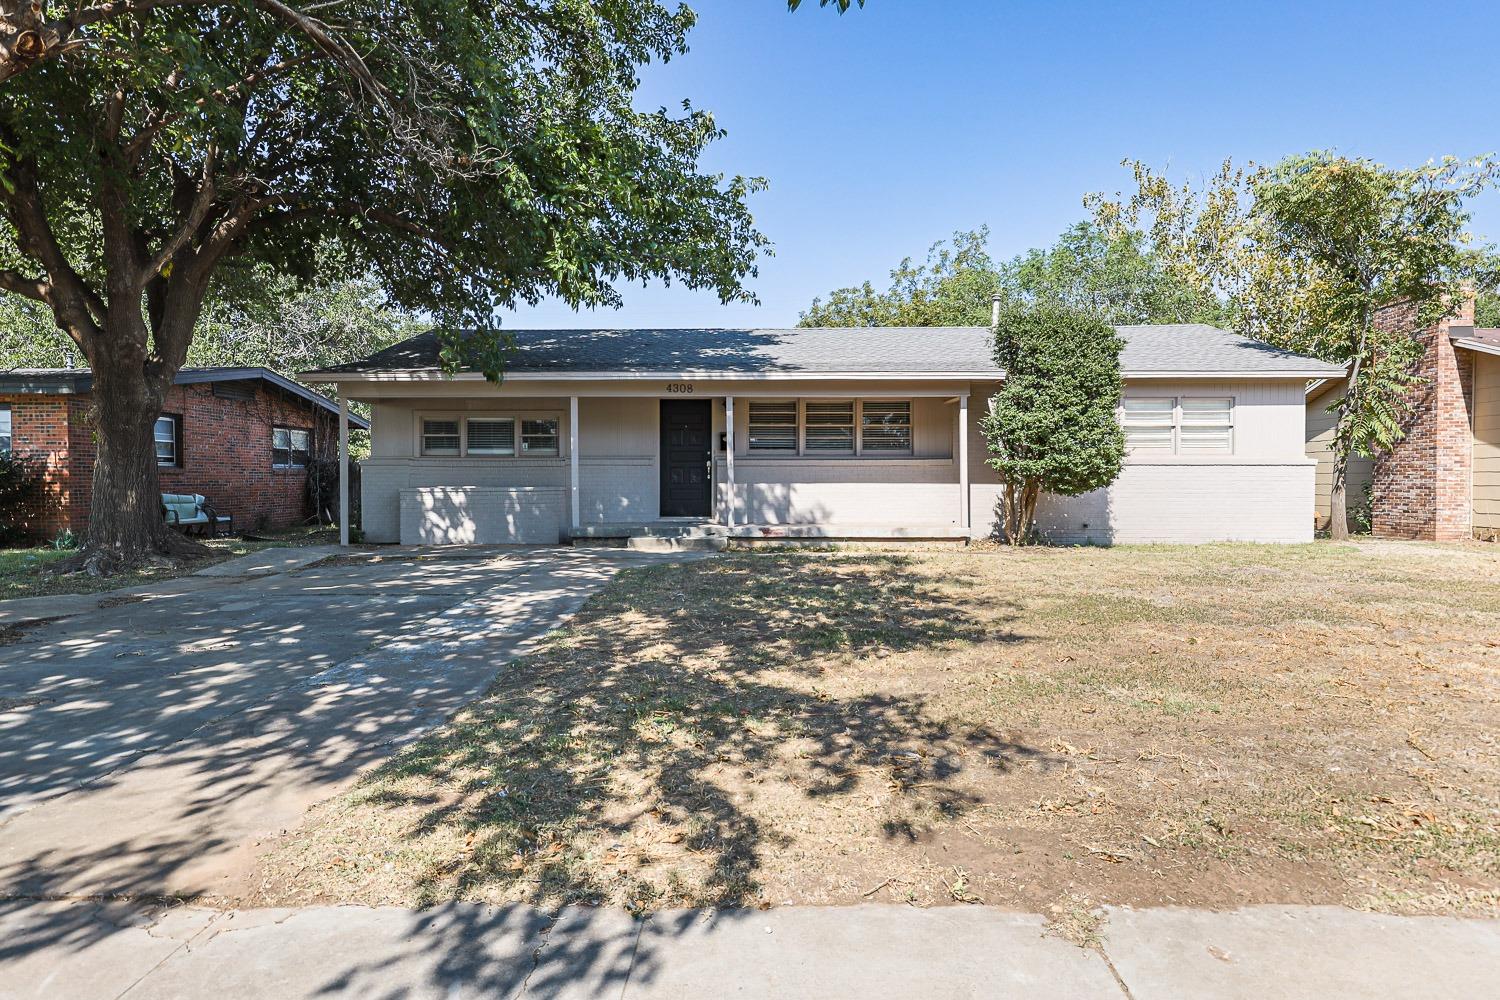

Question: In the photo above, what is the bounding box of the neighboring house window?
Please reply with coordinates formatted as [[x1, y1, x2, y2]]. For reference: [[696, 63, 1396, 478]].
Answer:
[[0, 404, 10, 457], [1122, 397, 1234, 454], [422, 418, 461, 456], [521, 418, 560, 456], [154, 414, 182, 467], [748, 401, 798, 452], [803, 401, 855, 453], [860, 401, 912, 453], [466, 417, 516, 456], [272, 426, 311, 468], [747, 400, 913, 455]]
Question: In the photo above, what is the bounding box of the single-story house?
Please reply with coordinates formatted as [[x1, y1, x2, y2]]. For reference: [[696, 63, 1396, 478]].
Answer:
[[305, 324, 1343, 546], [1304, 296, 1499, 541], [0, 367, 368, 540]]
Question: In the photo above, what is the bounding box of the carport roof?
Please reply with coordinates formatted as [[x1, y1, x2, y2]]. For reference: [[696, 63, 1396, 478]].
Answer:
[[304, 325, 1346, 380]]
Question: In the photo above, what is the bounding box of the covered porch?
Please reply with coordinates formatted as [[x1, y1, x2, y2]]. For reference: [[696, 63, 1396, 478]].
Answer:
[[331, 378, 985, 546]]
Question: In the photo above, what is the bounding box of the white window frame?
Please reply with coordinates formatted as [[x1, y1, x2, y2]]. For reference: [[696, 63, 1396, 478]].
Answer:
[[420, 417, 462, 457], [802, 399, 856, 454], [154, 414, 181, 468], [745, 398, 915, 457], [520, 415, 561, 456], [417, 411, 565, 458], [1121, 396, 1235, 455], [857, 399, 913, 455], [272, 426, 311, 469], [464, 416, 516, 456], [747, 399, 799, 454], [0, 404, 10, 458]]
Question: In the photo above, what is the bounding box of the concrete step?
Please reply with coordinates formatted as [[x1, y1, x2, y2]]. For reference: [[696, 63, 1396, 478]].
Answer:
[[567, 522, 728, 544], [625, 534, 728, 553]]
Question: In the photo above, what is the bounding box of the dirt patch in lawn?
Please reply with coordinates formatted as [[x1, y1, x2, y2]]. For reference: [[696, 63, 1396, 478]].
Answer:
[[246, 541, 1500, 917]]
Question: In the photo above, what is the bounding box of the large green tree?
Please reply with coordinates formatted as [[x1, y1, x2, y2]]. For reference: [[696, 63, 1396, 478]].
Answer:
[[799, 223, 1221, 327], [1090, 152, 1497, 538], [0, 1, 776, 573]]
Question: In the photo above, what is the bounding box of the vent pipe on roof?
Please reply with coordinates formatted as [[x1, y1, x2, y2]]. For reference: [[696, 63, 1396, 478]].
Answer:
[[990, 294, 1002, 330], [65, 351, 75, 369]]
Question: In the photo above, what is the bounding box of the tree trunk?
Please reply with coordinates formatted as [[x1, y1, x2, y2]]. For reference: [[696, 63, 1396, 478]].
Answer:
[[1328, 451, 1350, 541], [76, 349, 206, 574]]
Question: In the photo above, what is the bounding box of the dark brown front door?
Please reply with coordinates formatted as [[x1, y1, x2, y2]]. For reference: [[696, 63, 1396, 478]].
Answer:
[[660, 399, 712, 517]]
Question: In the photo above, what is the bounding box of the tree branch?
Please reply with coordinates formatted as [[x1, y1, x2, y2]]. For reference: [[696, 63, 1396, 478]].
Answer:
[[0, 267, 48, 301], [139, 144, 218, 286]]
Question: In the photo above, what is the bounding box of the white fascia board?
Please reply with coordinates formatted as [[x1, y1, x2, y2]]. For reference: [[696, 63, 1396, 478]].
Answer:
[[1453, 337, 1500, 358], [307, 367, 1341, 384]]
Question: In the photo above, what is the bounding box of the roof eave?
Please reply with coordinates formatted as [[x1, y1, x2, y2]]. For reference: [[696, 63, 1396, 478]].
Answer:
[[304, 366, 1344, 383], [1452, 337, 1500, 358]]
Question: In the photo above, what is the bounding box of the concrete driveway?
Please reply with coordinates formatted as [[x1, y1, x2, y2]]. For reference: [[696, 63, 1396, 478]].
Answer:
[[0, 547, 686, 902]]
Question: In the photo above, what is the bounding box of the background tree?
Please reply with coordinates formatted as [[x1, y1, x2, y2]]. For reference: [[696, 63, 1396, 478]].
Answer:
[[980, 302, 1125, 544], [1090, 152, 1497, 538], [799, 223, 1221, 327], [1477, 289, 1500, 327], [0, 1, 770, 573]]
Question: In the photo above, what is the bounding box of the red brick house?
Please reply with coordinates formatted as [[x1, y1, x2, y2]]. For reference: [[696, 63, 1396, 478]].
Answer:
[[0, 367, 367, 541], [1305, 297, 1500, 541]]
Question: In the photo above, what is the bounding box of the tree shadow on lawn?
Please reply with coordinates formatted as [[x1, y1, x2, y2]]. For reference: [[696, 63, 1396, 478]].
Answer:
[[339, 552, 1053, 911]]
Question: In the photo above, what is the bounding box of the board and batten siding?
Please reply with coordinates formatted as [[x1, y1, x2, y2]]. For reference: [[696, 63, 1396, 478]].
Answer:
[[967, 378, 1316, 544], [1474, 352, 1500, 538], [1304, 381, 1374, 532]]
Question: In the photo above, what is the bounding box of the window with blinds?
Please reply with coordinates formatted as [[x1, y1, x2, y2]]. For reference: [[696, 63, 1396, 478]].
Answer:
[[466, 417, 515, 456], [1121, 398, 1175, 452], [521, 418, 560, 456], [748, 401, 798, 451], [1178, 398, 1233, 452], [860, 401, 912, 453], [1121, 397, 1234, 454], [804, 401, 854, 452], [421, 418, 461, 456]]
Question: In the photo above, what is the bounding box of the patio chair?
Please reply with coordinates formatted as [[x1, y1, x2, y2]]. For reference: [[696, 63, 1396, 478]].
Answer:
[[162, 493, 232, 537]]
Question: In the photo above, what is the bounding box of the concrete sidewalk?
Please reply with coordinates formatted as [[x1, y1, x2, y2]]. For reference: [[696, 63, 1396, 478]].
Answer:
[[1, 900, 1495, 999]]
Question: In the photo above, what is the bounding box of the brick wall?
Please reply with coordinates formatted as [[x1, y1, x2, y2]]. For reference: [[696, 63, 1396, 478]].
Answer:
[[150, 382, 334, 532], [1371, 299, 1475, 541], [0, 393, 73, 540], [5, 380, 337, 541]]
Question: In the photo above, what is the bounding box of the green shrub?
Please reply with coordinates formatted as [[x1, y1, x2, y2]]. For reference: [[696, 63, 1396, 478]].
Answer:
[[980, 302, 1125, 544]]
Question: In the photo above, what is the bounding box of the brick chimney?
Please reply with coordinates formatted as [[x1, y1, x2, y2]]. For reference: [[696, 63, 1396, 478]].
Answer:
[[1370, 295, 1475, 541]]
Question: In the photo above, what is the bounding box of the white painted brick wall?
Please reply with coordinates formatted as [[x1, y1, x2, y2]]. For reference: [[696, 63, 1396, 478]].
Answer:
[[363, 457, 656, 541], [399, 486, 565, 544], [971, 461, 1317, 544]]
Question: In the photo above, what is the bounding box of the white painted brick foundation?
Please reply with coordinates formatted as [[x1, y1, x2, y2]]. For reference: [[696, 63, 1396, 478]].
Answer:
[[398, 486, 566, 544], [971, 460, 1317, 544]]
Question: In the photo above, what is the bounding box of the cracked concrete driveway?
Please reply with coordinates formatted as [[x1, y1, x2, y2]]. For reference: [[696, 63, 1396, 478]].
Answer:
[[0, 547, 688, 902]]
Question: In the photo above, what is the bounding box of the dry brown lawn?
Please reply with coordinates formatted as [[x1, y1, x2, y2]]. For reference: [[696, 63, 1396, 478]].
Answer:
[[247, 540, 1500, 917]]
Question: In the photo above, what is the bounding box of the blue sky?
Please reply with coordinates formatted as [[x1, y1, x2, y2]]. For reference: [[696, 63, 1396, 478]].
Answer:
[[503, 0, 1500, 329]]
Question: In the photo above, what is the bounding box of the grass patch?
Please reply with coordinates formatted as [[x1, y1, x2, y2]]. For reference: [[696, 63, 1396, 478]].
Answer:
[[250, 540, 1500, 917], [0, 525, 337, 601]]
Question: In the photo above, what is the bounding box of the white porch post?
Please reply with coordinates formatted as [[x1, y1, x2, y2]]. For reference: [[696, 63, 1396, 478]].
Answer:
[[724, 395, 736, 527], [338, 395, 350, 547], [569, 395, 580, 531], [959, 392, 970, 537]]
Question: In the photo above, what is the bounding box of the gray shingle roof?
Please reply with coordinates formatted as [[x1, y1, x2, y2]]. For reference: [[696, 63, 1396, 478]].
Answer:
[[308, 325, 1345, 378], [0, 366, 368, 427]]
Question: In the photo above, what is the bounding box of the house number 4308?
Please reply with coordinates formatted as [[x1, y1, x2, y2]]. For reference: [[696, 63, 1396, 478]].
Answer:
[[666, 382, 695, 394]]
